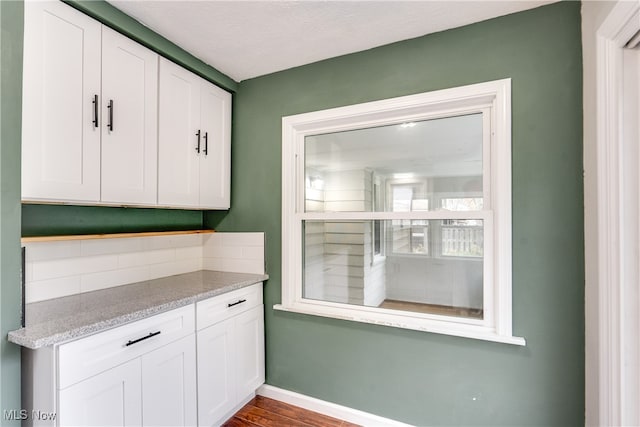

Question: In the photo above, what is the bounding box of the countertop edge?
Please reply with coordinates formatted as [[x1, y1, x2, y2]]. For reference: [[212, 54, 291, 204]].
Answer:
[[9, 272, 268, 349]]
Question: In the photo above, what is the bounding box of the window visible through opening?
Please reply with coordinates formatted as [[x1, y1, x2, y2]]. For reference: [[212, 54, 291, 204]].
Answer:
[[279, 79, 523, 345]]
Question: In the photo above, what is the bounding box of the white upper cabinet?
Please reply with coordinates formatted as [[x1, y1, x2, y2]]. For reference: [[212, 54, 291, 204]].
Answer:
[[158, 58, 231, 209], [22, 0, 159, 206], [158, 58, 201, 207], [22, 0, 102, 202], [199, 81, 231, 209], [22, 1, 229, 209], [101, 27, 158, 205]]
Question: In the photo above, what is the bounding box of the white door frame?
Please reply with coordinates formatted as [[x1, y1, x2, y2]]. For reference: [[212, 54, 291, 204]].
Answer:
[[596, 1, 640, 425]]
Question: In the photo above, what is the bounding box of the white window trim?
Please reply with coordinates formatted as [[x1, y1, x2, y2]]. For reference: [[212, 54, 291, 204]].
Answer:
[[276, 79, 525, 346]]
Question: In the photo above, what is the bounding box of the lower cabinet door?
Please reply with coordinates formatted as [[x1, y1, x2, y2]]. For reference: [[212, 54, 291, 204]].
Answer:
[[58, 358, 142, 427], [235, 305, 265, 400], [142, 335, 197, 427], [197, 318, 236, 427]]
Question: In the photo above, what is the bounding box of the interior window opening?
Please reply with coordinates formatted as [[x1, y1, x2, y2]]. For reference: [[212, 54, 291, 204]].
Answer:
[[281, 79, 523, 345]]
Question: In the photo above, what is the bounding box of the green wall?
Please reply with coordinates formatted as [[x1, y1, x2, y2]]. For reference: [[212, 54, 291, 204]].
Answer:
[[20, 0, 236, 237], [22, 205, 203, 237], [0, 0, 24, 422], [205, 2, 584, 425]]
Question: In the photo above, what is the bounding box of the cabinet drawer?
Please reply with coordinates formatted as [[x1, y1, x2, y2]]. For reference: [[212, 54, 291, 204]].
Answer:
[[58, 305, 195, 389], [196, 283, 263, 330]]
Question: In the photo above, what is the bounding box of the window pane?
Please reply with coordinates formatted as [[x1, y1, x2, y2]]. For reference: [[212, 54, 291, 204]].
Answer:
[[441, 219, 483, 257], [303, 220, 484, 319], [441, 197, 483, 211], [304, 114, 484, 212]]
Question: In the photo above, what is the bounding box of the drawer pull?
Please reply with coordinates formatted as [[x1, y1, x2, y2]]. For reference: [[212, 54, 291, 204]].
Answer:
[[125, 331, 161, 347], [228, 299, 247, 308]]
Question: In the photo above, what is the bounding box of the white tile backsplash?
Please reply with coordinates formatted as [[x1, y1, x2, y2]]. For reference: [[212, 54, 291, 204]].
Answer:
[[202, 232, 265, 275], [25, 241, 82, 262], [203, 258, 264, 275], [81, 238, 143, 256], [205, 232, 264, 248], [205, 245, 244, 259], [24, 232, 265, 303], [31, 255, 119, 281], [27, 276, 82, 304], [148, 258, 202, 280], [175, 246, 202, 260], [117, 252, 148, 269], [242, 246, 264, 260], [81, 266, 150, 293], [146, 249, 176, 265], [142, 234, 203, 250]]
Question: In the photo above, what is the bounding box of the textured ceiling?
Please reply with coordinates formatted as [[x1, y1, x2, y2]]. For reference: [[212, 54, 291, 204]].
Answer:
[[108, 0, 556, 82]]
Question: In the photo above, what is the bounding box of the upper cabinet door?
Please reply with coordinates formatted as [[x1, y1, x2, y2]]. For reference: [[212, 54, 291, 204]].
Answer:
[[158, 58, 201, 207], [101, 27, 158, 205], [199, 81, 232, 209], [21, 0, 101, 202]]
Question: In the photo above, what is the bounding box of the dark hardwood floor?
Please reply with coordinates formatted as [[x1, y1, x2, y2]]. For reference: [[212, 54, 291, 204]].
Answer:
[[222, 395, 360, 427]]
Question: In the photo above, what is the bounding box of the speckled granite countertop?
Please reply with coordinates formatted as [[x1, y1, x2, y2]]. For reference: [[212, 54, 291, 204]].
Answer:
[[8, 270, 268, 349]]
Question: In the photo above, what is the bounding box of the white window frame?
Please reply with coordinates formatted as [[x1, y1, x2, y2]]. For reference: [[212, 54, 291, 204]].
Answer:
[[276, 79, 525, 346]]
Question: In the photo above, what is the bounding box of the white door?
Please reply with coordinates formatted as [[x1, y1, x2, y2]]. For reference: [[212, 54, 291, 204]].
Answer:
[[21, 0, 101, 202], [197, 319, 236, 427], [199, 81, 232, 209], [234, 306, 265, 400], [158, 58, 201, 207], [58, 359, 142, 427], [142, 335, 197, 427], [101, 27, 158, 205]]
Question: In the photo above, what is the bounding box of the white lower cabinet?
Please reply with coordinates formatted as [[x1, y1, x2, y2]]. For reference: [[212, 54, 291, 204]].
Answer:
[[235, 306, 266, 400], [196, 284, 265, 426], [56, 306, 197, 427], [58, 336, 197, 427], [21, 285, 264, 427], [58, 358, 142, 427], [142, 335, 198, 427], [197, 318, 236, 424]]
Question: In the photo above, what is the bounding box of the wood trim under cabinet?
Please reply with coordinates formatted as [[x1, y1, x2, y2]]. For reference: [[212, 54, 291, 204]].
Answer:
[[21, 229, 215, 243]]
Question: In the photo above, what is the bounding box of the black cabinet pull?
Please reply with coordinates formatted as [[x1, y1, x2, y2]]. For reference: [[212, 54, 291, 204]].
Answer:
[[125, 331, 161, 347], [195, 130, 201, 153], [107, 99, 114, 131], [228, 299, 246, 308], [92, 94, 99, 128], [203, 132, 208, 156]]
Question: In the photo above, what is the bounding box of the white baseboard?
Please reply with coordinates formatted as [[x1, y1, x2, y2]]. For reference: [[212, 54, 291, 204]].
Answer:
[[256, 384, 413, 427]]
